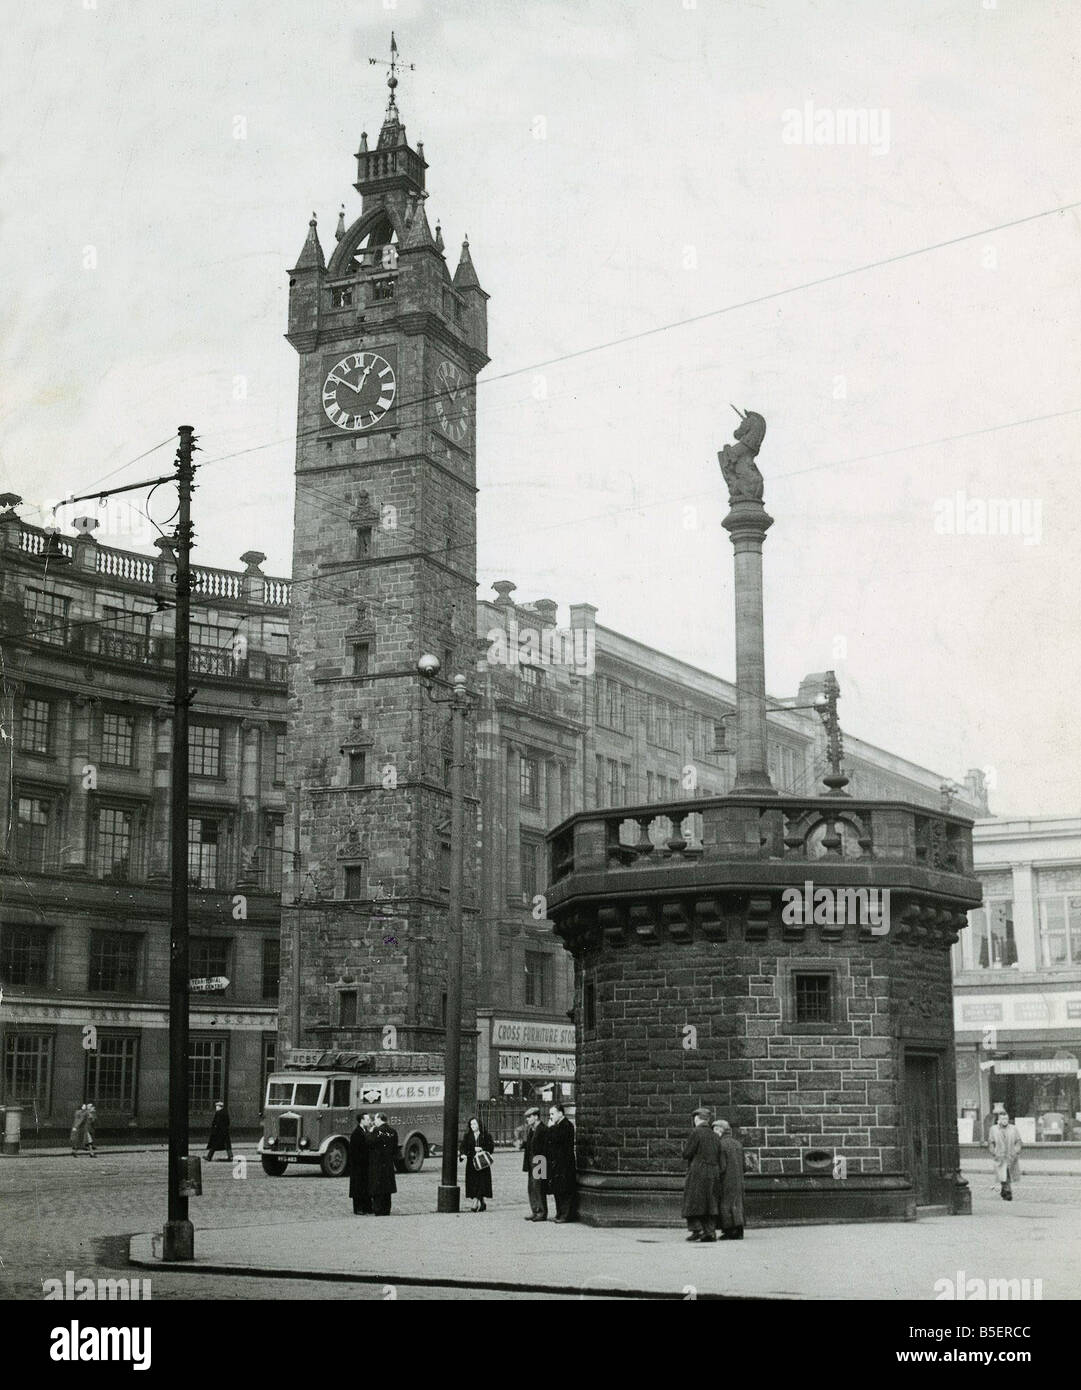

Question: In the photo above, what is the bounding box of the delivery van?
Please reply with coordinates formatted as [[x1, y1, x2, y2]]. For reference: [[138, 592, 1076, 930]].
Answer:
[[258, 1049, 445, 1177]]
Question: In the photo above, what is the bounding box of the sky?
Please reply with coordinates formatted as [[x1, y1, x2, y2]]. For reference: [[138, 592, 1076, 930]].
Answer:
[[1, 0, 1078, 817]]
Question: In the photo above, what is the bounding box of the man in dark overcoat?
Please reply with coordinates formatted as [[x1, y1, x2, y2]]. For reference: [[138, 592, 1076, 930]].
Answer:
[[348, 1112, 373, 1214], [367, 1112, 399, 1215], [682, 1107, 723, 1241], [714, 1118, 746, 1240], [522, 1106, 549, 1221], [545, 1104, 576, 1222]]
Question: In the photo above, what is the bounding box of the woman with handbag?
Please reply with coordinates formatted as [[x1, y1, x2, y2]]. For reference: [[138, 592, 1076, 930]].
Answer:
[[460, 1116, 495, 1212]]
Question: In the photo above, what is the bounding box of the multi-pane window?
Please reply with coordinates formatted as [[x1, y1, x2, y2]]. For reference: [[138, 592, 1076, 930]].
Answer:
[[188, 817, 220, 889], [595, 755, 605, 806], [520, 836, 541, 902], [95, 807, 134, 880], [15, 796, 50, 871], [189, 725, 222, 777], [190, 938, 230, 992], [794, 973, 832, 1023], [348, 751, 367, 785], [598, 678, 627, 731], [332, 286, 353, 309], [1038, 893, 1081, 968], [713, 719, 729, 752], [85, 1035, 138, 1108], [263, 814, 284, 893], [189, 1037, 226, 1106], [3, 1032, 53, 1105], [649, 697, 676, 749], [100, 607, 149, 662], [101, 712, 136, 767], [646, 771, 655, 801], [524, 951, 551, 1008], [273, 731, 287, 783], [261, 1036, 276, 1111], [88, 931, 140, 993], [190, 621, 234, 649], [261, 937, 280, 1002], [519, 663, 541, 687], [520, 756, 539, 808], [0, 924, 50, 986], [25, 589, 70, 645], [20, 698, 52, 755], [344, 863, 367, 899], [967, 901, 1017, 969]]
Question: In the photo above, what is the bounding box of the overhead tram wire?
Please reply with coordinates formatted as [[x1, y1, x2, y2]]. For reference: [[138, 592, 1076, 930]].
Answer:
[[190, 194, 1081, 481]]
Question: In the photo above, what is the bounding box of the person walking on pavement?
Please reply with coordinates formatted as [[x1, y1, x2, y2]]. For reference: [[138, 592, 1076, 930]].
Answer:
[[546, 1103, 577, 1222], [713, 1118, 746, 1239], [988, 1110, 1023, 1201], [348, 1112, 374, 1215], [205, 1100, 233, 1161], [460, 1116, 495, 1212], [70, 1102, 96, 1157], [367, 1112, 398, 1215], [682, 1107, 723, 1241], [522, 1106, 549, 1221]]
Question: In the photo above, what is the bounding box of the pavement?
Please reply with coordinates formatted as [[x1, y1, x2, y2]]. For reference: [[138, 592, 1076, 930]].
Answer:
[[128, 1158, 1081, 1300]]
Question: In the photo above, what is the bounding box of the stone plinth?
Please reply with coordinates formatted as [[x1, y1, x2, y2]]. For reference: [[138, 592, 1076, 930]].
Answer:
[[546, 794, 981, 1226]]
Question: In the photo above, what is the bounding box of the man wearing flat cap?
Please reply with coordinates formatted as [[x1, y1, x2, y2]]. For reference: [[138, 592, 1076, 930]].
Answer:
[[522, 1106, 549, 1221], [682, 1107, 723, 1242]]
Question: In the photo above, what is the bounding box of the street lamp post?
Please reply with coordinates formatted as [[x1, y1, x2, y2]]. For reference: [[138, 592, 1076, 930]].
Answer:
[[418, 654, 472, 1213]]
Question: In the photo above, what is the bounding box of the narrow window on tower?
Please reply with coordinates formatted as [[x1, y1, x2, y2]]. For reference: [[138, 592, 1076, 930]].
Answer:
[[356, 526, 372, 559], [352, 642, 370, 677], [794, 973, 833, 1024], [438, 841, 451, 891], [343, 863, 368, 900], [348, 751, 367, 785], [339, 990, 358, 1028], [584, 978, 596, 1032], [332, 286, 353, 309]]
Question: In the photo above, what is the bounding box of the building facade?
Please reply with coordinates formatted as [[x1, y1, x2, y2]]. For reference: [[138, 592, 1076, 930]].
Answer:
[[954, 815, 1081, 1144], [0, 502, 289, 1140]]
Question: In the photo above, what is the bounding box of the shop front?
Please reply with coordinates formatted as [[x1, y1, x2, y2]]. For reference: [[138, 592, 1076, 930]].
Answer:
[[986, 1055, 1079, 1143], [477, 1016, 577, 1139]]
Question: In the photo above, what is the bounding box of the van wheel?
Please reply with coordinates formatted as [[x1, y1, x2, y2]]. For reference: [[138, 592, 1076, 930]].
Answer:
[[261, 1157, 288, 1176], [402, 1135, 425, 1173], [320, 1139, 348, 1178]]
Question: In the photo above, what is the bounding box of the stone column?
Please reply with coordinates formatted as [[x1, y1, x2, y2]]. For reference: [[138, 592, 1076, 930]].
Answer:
[[722, 499, 775, 795], [147, 708, 173, 881], [1010, 862, 1037, 970], [237, 720, 262, 888], [61, 695, 94, 873]]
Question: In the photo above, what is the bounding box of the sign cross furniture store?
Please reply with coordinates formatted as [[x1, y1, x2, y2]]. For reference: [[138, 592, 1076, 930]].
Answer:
[[499, 1051, 576, 1078]]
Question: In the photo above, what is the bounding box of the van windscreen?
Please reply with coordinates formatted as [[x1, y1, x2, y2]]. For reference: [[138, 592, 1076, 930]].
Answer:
[[294, 1082, 323, 1106]]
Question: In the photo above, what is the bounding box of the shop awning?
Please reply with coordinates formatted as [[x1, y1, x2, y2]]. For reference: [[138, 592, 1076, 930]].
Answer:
[[991, 1058, 1078, 1075]]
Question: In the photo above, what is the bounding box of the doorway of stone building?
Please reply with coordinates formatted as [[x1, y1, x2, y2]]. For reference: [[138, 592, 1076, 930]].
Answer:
[[905, 1053, 943, 1206]]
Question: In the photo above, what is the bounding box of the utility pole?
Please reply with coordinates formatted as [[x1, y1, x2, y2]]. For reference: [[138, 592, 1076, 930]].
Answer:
[[163, 425, 196, 1260], [417, 655, 472, 1213]]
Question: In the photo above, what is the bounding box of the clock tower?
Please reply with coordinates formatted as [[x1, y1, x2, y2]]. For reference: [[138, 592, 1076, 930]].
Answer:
[[280, 58, 488, 1104]]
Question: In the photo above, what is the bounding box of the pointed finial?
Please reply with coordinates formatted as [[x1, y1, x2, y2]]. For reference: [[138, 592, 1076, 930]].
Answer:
[[335, 204, 346, 242], [435, 222, 445, 253], [311, 212, 317, 226]]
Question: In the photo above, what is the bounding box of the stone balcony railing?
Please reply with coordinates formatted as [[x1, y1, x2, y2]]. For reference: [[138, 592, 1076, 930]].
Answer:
[[546, 792, 982, 931]]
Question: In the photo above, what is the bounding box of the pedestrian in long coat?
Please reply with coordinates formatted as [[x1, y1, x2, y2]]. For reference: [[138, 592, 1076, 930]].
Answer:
[[460, 1116, 495, 1211], [205, 1101, 233, 1161], [988, 1112, 1022, 1201], [522, 1107, 549, 1221], [714, 1119, 746, 1239], [348, 1113, 373, 1214], [70, 1103, 96, 1157], [545, 1104, 577, 1222], [682, 1108, 723, 1241], [367, 1114, 399, 1215]]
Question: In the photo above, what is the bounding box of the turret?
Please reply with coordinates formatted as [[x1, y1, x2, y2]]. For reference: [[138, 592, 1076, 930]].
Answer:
[[286, 215, 325, 351]]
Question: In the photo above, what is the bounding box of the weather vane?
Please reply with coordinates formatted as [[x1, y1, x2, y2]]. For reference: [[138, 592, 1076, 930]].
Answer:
[[369, 32, 415, 114]]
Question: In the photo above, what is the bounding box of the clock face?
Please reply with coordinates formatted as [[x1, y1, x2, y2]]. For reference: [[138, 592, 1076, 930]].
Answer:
[[322, 352, 396, 430], [434, 358, 469, 443]]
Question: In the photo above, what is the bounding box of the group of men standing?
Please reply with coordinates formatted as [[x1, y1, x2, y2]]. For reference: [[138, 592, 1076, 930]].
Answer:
[[522, 1103, 577, 1222], [347, 1113, 400, 1216], [682, 1109, 745, 1242]]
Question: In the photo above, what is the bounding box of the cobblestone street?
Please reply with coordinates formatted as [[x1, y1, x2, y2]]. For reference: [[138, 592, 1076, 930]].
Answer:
[[3, 1148, 1078, 1301], [0, 1148, 567, 1300]]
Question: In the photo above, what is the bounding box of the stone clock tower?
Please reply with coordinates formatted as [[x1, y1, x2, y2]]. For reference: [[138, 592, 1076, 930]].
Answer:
[[280, 61, 488, 1105]]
